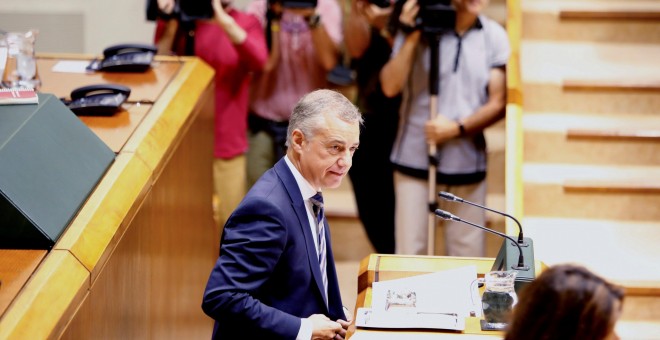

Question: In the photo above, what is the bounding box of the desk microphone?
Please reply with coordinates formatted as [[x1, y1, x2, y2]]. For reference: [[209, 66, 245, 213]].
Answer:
[[434, 209, 529, 271], [438, 191, 526, 245]]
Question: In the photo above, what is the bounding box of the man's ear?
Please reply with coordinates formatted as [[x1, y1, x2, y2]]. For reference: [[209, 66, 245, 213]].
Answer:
[[291, 129, 306, 151]]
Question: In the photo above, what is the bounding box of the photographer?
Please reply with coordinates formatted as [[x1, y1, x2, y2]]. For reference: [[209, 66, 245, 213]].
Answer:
[[194, 0, 268, 230], [344, 0, 401, 254], [380, 0, 510, 256], [245, 0, 343, 188], [147, 0, 196, 55]]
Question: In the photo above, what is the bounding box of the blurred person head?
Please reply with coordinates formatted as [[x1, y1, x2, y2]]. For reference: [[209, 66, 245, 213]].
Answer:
[[505, 263, 625, 340]]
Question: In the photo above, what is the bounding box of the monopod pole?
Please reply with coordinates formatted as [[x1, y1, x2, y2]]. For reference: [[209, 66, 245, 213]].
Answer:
[[426, 33, 441, 256]]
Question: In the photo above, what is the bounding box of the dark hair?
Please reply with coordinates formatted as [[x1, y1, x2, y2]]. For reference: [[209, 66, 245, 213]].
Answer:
[[505, 264, 624, 340]]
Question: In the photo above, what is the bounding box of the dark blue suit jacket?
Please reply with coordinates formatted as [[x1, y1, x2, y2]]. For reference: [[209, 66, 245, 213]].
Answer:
[[202, 158, 346, 339]]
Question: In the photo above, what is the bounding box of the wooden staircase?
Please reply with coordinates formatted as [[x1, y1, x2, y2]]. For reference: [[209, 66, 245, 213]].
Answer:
[[518, 0, 660, 335]]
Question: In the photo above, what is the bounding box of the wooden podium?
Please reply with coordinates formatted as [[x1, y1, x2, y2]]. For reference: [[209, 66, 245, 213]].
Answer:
[[0, 54, 216, 339], [348, 254, 546, 339]]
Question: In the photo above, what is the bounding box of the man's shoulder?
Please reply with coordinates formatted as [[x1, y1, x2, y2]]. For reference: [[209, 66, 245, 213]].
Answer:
[[246, 163, 294, 200], [478, 15, 510, 48]]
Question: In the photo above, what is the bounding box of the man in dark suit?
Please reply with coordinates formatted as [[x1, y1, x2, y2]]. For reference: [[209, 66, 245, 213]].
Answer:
[[202, 89, 362, 340]]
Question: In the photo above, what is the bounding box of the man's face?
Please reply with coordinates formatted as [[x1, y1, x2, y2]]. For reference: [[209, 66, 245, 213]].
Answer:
[[452, 0, 489, 15], [296, 112, 360, 190]]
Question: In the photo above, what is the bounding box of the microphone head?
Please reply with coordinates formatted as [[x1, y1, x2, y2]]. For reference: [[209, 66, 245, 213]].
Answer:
[[434, 209, 456, 221], [438, 191, 462, 202]]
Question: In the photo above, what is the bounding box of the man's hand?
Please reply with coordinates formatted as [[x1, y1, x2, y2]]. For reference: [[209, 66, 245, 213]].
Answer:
[[157, 0, 175, 15], [425, 115, 461, 145], [354, 1, 392, 31], [399, 0, 419, 27], [336, 319, 351, 339], [309, 314, 343, 340], [212, 0, 230, 23]]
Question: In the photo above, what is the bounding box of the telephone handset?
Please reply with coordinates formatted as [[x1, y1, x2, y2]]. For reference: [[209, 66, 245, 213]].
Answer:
[[64, 84, 131, 116], [87, 43, 157, 73]]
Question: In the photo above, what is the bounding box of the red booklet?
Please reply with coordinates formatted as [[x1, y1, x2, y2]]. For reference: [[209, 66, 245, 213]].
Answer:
[[0, 88, 39, 105]]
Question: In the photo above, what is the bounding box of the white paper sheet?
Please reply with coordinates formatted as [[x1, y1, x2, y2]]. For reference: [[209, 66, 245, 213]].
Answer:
[[51, 60, 92, 73], [355, 265, 482, 331]]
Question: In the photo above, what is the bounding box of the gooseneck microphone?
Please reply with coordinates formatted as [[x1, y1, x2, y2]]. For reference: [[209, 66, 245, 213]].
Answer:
[[435, 209, 529, 271], [438, 191, 526, 245]]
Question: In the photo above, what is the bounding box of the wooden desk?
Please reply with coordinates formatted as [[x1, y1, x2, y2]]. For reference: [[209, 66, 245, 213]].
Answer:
[[0, 54, 216, 339], [75, 104, 151, 153], [349, 254, 546, 340], [0, 250, 47, 317], [37, 56, 180, 102], [37, 55, 181, 154]]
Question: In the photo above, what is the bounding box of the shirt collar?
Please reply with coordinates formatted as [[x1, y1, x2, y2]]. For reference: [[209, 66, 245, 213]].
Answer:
[[455, 16, 484, 35], [284, 155, 318, 200], [473, 16, 484, 30]]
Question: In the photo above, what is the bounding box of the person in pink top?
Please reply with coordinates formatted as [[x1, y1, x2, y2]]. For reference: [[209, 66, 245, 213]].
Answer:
[[245, 0, 344, 187], [195, 0, 268, 230]]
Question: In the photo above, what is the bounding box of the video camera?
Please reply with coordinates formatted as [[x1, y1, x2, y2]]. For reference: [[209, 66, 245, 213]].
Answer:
[[366, 0, 393, 9], [416, 0, 456, 35], [146, 0, 215, 21], [274, 0, 318, 8]]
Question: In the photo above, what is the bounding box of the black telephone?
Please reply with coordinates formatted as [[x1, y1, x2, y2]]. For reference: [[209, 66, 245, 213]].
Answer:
[[87, 43, 157, 73], [63, 84, 131, 116]]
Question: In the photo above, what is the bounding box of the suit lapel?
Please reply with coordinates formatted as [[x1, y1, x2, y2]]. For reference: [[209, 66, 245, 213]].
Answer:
[[323, 214, 342, 315], [274, 159, 329, 309]]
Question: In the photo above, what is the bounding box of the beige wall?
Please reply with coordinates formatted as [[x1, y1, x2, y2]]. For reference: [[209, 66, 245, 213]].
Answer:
[[0, 0, 153, 54], [1, 0, 255, 55]]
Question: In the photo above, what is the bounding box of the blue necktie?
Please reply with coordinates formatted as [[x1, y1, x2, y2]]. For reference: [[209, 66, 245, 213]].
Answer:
[[310, 192, 328, 304]]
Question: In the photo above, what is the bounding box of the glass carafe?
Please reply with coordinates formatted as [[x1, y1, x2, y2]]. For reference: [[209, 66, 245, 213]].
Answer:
[[481, 270, 518, 330], [2, 29, 40, 89]]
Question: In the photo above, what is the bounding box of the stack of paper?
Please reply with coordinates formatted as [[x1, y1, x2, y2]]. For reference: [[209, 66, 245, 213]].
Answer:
[[355, 265, 482, 331]]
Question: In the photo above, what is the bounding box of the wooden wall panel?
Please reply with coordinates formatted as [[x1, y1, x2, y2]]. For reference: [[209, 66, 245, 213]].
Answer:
[[0, 250, 89, 339], [58, 67, 217, 338]]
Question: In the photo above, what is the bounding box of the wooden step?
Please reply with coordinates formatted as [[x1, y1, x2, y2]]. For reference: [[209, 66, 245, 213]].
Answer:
[[560, 4, 660, 21], [521, 40, 660, 114], [618, 297, 660, 323], [522, 216, 660, 291], [522, 40, 660, 84], [523, 82, 660, 115], [564, 179, 660, 194], [522, 0, 660, 43], [523, 163, 660, 220], [563, 79, 660, 92], [523, 113, 660, 165]]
